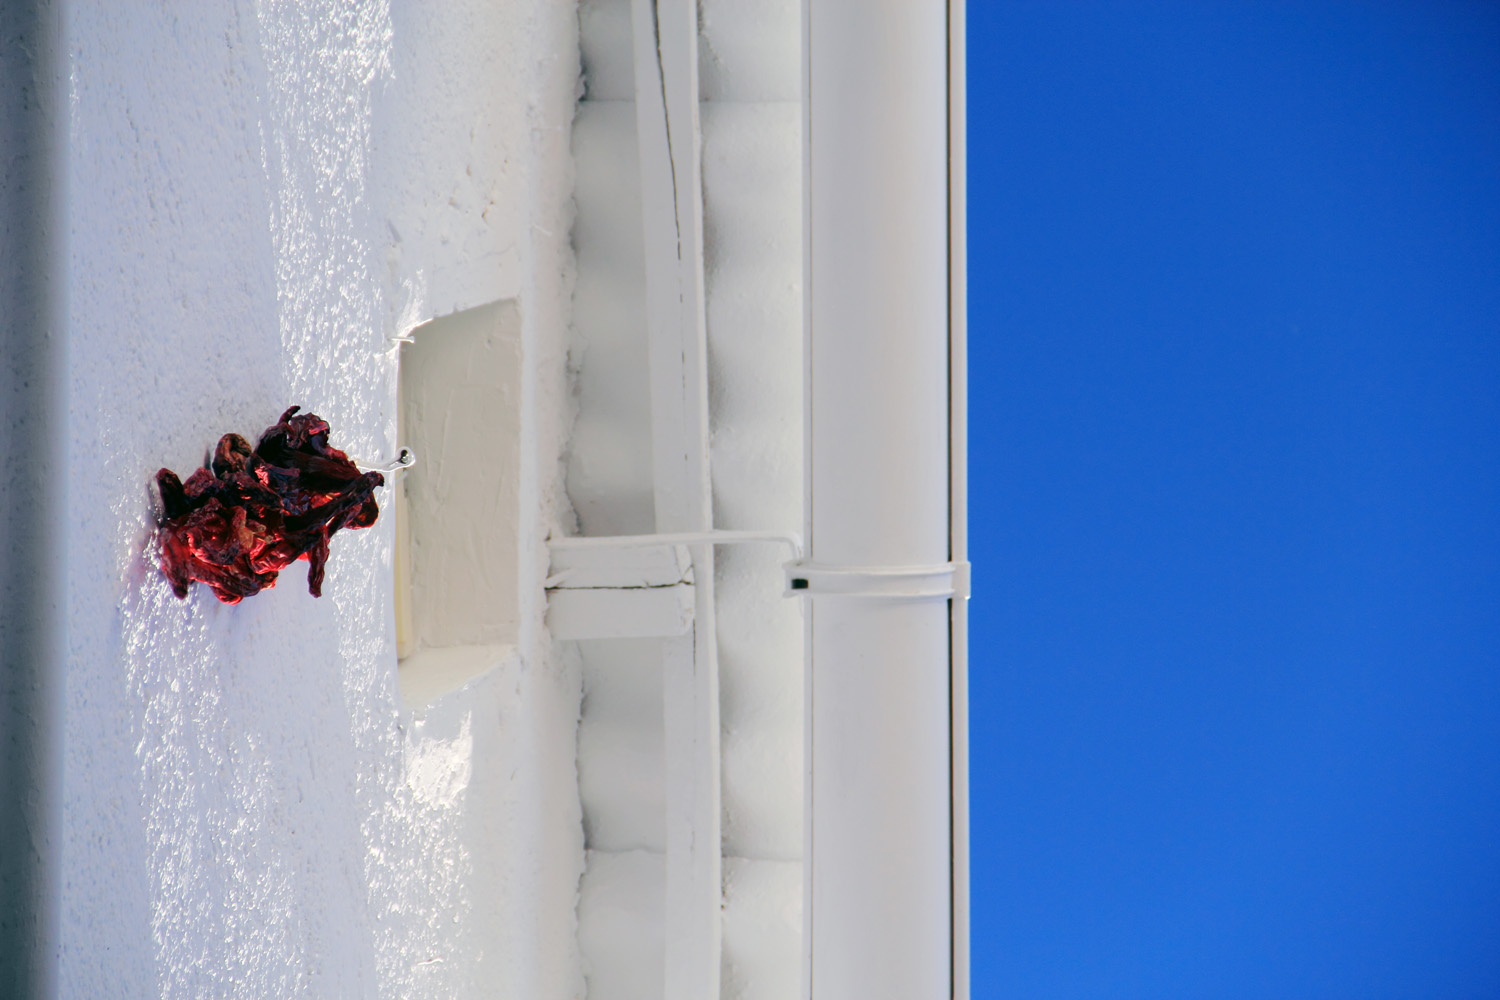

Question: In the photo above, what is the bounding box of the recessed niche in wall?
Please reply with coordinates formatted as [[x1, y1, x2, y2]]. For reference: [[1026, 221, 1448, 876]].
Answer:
[[395, 299, 522, 706]]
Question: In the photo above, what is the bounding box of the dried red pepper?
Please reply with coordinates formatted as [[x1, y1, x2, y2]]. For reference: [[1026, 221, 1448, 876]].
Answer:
[[156, 407, 384, 604]]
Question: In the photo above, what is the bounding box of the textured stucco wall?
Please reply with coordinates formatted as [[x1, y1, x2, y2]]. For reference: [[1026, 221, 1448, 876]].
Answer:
[[57, 2, 582, 996]]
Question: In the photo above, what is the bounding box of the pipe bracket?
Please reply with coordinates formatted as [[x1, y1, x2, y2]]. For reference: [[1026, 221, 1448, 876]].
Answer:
[[784, 560, 970, 601]]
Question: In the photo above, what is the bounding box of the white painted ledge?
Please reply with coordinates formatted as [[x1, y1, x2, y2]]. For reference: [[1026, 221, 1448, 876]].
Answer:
[[397, 643, 520, 709]]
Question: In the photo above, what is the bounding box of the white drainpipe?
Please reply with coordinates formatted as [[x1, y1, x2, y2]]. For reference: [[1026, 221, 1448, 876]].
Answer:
[[0, 4, 66, 996], [797, 1, 967, 997]]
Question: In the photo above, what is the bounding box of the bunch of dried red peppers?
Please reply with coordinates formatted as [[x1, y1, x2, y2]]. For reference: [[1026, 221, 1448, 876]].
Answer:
[[155, 407, 384, 604]]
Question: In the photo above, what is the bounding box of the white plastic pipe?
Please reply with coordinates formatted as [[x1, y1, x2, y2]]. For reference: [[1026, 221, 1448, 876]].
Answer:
[[949, 1, 971, 994], [802, 1, 959, 997], [0, 4, 65, 996]]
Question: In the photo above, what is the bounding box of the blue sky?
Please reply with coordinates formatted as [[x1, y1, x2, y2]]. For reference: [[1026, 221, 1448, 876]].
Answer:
[[966, 3, 1500, 996]]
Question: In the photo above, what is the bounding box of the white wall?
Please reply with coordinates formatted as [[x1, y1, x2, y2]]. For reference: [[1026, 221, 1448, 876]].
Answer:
[[56, 2, 582, 996]]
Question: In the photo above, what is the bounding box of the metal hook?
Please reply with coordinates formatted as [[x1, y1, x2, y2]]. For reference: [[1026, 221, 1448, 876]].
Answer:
[[357, 447, 416, 478]]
